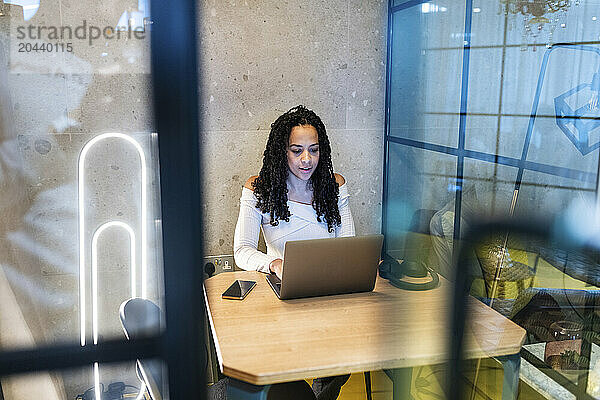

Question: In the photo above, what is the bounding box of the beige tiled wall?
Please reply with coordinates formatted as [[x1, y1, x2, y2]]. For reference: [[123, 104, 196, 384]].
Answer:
[[199, 0, 388, 256]]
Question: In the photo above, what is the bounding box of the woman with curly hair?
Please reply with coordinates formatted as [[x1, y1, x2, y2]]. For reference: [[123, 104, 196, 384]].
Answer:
[[233, 105, 355, 400]]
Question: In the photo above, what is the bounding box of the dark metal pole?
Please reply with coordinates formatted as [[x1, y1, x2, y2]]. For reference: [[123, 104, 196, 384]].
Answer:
[[150, 0, 205, 398]]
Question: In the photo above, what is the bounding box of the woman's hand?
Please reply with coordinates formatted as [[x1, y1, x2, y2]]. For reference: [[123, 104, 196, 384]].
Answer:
[[269, 258, 283, 279]]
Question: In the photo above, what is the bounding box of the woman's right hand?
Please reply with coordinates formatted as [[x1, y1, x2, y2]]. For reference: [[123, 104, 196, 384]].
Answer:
[[269, 258, 283, 279]]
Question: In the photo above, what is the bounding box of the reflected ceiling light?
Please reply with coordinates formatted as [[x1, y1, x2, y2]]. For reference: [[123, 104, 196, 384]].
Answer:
[[473, 7, 482, 12], [421, 3, 439, 13], [421, 3, 448, 13], [500, 0, 578, 49]]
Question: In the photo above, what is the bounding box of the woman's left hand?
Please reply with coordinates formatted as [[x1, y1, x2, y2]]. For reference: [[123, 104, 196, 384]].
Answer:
[[269, 258, 283, 279]]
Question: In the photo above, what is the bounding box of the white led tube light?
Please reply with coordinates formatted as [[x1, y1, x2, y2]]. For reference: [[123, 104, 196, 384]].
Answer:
[[78, 133, 148, 400]]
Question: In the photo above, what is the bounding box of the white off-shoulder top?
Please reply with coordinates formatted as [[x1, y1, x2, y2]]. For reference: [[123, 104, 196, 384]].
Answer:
[[233, 183, 356, 273]]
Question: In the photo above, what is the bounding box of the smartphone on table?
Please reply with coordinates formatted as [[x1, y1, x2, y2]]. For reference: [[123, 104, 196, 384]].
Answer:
[[222, 280, 257, 300]]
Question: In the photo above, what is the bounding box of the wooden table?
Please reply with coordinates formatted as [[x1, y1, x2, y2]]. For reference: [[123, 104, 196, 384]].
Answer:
[[204, 271, 526, 399]]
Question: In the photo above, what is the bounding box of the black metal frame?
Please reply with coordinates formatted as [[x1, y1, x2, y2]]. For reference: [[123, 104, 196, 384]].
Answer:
[[150, 0, 205, 396], [0, 0, 205, 398]]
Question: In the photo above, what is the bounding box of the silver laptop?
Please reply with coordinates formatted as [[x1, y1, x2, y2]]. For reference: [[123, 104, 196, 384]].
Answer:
[[265, 234, 383, 300]]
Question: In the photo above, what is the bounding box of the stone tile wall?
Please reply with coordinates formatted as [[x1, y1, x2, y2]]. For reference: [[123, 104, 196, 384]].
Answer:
[[199, 0, 388, 256]]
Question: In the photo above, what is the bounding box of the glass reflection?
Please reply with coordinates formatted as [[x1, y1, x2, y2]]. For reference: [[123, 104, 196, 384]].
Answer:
[[0, 0, 161, 397], [0, 361, 166, 400], [386, 2, 600, 398]]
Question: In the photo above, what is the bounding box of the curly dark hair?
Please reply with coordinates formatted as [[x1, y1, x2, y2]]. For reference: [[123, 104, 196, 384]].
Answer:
[[252, 105, 341, 232]]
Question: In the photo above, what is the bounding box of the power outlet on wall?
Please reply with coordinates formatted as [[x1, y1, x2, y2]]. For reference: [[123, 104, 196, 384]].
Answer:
[[203, 255, 235, 277]]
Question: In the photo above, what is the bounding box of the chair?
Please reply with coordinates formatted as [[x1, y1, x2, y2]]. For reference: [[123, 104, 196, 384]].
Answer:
[[119, 298, 163, 400]]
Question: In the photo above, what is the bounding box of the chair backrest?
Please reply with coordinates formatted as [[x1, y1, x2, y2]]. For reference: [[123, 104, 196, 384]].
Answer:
[[119, 298, 163, 400], [119, 298, 161, 339]]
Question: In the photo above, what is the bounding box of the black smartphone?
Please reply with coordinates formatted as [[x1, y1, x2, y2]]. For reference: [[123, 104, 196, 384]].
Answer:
[[221, 280, 257, 300]]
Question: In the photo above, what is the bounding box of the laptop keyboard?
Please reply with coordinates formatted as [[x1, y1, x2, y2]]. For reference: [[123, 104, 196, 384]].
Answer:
[[266, 274, 282, 296]]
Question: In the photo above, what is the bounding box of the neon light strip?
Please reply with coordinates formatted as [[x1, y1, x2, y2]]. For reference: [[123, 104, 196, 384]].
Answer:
[[91, 222, 136, 398], [91, 221, 136, 345], [78, 133, 147, 400], [94, 363, 101, 400], [136, 381, 147, 400], [78, 132, 147, 347]]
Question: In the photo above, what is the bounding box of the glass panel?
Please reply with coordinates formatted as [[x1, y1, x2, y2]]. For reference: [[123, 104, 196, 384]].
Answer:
[[392, 0, 411, 7], [466, 48, 503, 115], [469, 2, 505, 48], [503, 2, 600, 47], [517, 168, 596, 220], [466, 115, 529, 160], [467, 43, 600, 170], [499, 46, 546, 117], [387, 5, 600, 238], [463, 227, 600, 400], [462, 158, 518, 218], [470, 2, 600, 48], [520, 45, 600, 169], [388, 3, 465, 147], [384, 142, 457, 263], [0, 0, 164, 353], [0, 360, 168, 400], [386, 2, 600, 398]]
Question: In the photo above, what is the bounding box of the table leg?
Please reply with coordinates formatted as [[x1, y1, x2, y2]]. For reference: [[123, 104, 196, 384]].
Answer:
[[498, 353, 520, 400], [364, 371, 372, 400], [226, 378, 271, 400], [384, 368, 413, 400]]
